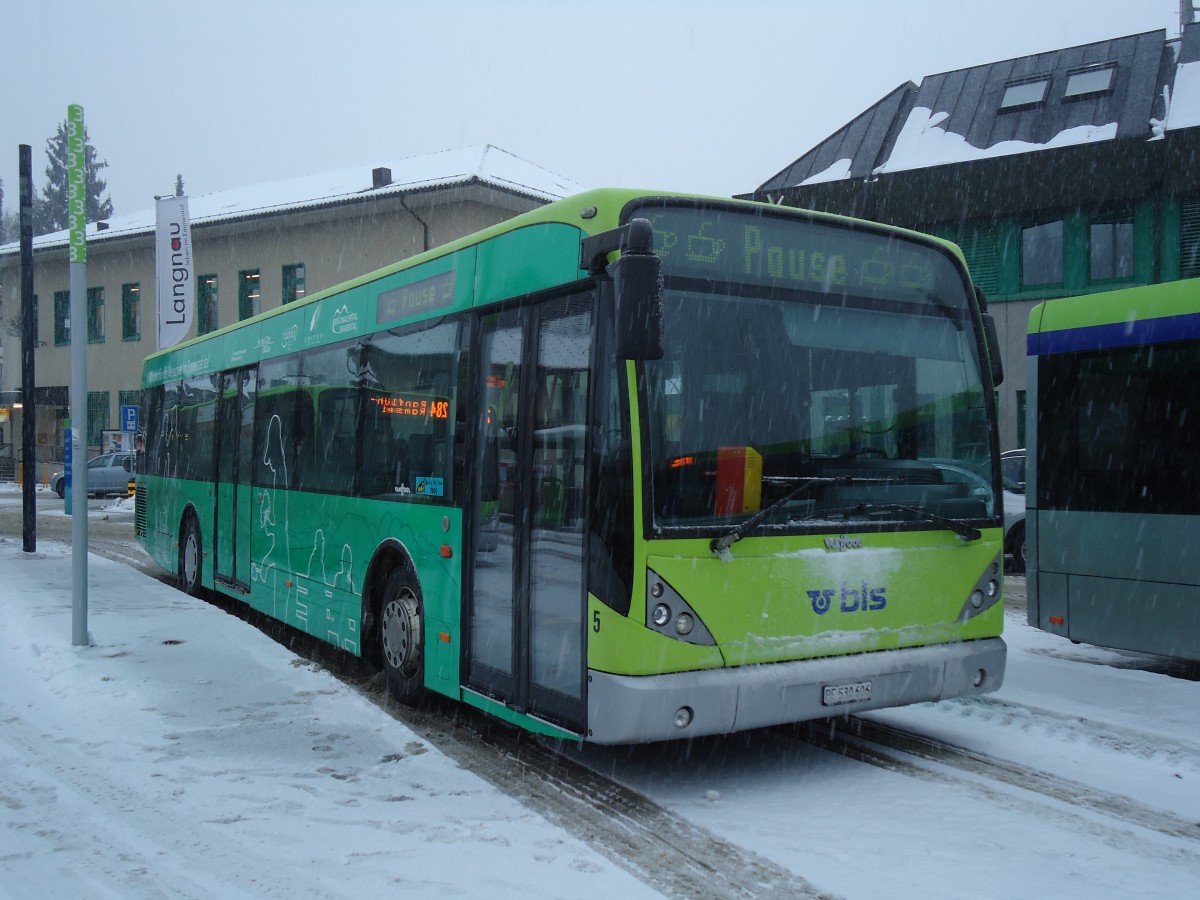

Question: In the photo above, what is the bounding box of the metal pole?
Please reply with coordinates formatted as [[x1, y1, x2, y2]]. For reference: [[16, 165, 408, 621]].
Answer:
[[19, 145, 36, 553], [67, 104, 89, 647]]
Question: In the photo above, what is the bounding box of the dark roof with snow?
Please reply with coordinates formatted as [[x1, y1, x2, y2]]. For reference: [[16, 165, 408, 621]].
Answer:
[[758, 28, 1181, 193]]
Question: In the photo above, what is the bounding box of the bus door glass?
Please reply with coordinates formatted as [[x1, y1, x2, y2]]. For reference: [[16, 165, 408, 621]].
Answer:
[[468, 293, 592, 730], [215, 366, 257, 589]]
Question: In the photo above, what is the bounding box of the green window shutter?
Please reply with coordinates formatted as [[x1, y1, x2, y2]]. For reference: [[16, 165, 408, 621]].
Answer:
[[1181, 197, 1200, 279], [87, 391, 110, 448], [54, 290, 71, 345], [959, 227, 999, 296]]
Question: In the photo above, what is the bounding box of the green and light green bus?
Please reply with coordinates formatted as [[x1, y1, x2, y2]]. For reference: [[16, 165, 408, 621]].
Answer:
[[138, 189, 1007, 743], [1027, 278, 1200, 660]]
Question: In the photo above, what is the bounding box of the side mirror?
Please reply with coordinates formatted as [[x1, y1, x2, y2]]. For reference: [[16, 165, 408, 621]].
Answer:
[[582, 218, 665, 361], [975, 287, 1003, 387], [982, 313, 1004, 387], [611, 252, 664, 360]]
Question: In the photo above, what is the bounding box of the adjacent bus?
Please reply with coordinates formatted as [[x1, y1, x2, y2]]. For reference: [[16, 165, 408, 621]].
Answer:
[[1027, 279, 1200, 660], [137, 189, 1008, 743]]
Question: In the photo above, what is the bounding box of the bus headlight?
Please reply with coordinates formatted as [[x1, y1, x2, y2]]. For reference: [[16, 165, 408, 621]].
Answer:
[[644, 569, 716, 646], [958, 553, 1004, 622]]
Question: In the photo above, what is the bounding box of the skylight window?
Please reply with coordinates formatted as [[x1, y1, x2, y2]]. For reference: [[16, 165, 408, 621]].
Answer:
[[1064, 64, 1116, 98], [1001, 78, 1050, 110]]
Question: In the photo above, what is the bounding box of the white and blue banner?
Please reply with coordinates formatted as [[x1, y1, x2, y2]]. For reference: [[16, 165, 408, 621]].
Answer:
[[155, 195, 193, 349]]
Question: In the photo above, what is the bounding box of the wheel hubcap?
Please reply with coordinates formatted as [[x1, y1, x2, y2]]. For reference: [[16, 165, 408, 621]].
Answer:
[[183, 532, 199, 586], [382, 590, 420, 677]]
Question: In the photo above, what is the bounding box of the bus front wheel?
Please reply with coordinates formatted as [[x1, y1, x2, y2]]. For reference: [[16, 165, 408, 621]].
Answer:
[[378, 567, 425, 705], [178, 516, 203, 597]]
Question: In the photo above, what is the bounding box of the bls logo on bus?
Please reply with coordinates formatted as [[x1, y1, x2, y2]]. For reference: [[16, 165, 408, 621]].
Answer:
[[807, 581, 887, 615]]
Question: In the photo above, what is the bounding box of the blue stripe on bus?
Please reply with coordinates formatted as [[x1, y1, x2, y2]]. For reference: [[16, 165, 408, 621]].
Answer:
[[1029, 311, 1200, 356]]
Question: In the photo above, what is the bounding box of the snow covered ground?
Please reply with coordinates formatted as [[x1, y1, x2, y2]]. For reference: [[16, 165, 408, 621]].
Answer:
[[0, 494, 656, 899], [1, 484, 1197, 898]]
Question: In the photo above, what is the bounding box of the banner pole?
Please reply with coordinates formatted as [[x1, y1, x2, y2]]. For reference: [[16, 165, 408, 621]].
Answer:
[[67, 103, 89, 647], [19, 145, 36, 552]]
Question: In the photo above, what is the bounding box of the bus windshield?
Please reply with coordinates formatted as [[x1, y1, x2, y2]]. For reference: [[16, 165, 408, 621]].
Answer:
[[638, 204, 995, 533]]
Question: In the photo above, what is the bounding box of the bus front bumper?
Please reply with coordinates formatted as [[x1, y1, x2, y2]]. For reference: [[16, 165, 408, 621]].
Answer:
[[585, 637, 1006, 744]]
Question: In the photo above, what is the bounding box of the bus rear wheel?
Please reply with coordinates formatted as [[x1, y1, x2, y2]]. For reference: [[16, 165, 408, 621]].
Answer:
[[178, 515, 203, 597], [378, 567, 425, 705]]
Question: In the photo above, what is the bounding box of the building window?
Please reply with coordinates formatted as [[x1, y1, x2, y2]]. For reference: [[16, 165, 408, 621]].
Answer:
[[198, 274, 219, 335], [1065, 64, 1115, 99], [54, 290, 70, 346], [122, 283, 141, 341], [1021, 219, 1064, 287], [1089, 211, 1134, 282], [1001, 78, 1050, 110], [282, 262, 306, 304], [238, 269, 261, 321], [87, 287, 105, 343], [87, 391, 110, 449]]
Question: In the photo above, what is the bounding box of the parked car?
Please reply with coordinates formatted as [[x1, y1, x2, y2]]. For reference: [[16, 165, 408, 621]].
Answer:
[[930, 455, 1027, 574], [1002, 477, 1027, 574], [1001, 448, 1026, 491], [50, 452, 135, 498]]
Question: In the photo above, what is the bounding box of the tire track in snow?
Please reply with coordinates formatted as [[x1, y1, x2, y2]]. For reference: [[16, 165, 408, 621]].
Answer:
[[788, 716, 1200, 849], [364, 688, 834, 900], [969, 694, 1200, 764]]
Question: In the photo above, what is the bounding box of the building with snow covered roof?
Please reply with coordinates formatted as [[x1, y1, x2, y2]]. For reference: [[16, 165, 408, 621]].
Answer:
[[746, 25, 1200, 453], [0, 145, 584, 477]]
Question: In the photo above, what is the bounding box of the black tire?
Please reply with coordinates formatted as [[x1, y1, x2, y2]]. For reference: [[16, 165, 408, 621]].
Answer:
[[378, 566, 425, 705], [178, 515, 203, 597], [55, 481, 64, 499], [1006, 522, 1026, 575]]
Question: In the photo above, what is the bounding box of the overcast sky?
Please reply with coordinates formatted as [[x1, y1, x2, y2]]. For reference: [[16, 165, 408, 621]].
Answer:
[[0, 0, 1186, 216]]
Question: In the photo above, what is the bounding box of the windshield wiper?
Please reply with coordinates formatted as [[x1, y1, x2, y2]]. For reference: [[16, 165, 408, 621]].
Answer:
[[796, 502, 982, 543], [710, 476, 906, 555]]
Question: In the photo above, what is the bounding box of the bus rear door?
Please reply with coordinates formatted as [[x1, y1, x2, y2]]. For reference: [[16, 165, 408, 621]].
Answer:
[[215, 367, 257, 592]]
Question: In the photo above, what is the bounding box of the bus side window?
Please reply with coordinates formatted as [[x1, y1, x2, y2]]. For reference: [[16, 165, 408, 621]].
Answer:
[[361, 319, 461, 502]]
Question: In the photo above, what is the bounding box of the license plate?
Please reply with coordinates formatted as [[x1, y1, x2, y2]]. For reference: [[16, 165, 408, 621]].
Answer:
[[822, 680, 872, 706]]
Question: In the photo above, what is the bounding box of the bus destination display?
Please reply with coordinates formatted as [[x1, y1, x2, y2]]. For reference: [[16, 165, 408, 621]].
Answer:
[[636, 204, 959, 303], [376, 270, 457, 324], [368, 394, 450, 420]]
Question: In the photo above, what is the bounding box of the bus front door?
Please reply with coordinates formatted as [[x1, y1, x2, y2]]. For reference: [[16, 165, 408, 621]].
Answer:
[[214, 367, 257, 592], [467, 295, 592, 734]]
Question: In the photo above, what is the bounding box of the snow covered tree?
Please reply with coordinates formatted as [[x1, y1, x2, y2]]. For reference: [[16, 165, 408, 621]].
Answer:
[[175, 173, 185, 197], [35, 121, 114, 235]]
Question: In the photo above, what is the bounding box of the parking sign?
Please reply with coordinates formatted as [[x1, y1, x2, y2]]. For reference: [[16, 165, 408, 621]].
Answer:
[[121, 404, 139, 432]]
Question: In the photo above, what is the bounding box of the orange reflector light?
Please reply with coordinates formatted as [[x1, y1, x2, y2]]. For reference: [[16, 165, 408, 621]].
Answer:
[[1049, 615, 1065, 625], [439, 631, 451, 644], [285, 580, 293, 588], [440, 544, 453, 558], [670, 456, 697, 469]]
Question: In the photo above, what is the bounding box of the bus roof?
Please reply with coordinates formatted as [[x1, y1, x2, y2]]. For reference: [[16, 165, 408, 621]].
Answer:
[[1028, 277, 1200, 356], [144, 187, 969, 372]]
